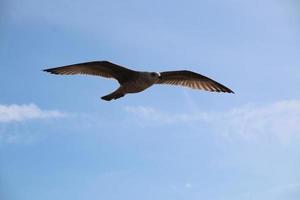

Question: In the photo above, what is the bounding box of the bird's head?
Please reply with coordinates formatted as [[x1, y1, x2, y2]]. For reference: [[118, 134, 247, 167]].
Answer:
[[149, 72, 161, 80]]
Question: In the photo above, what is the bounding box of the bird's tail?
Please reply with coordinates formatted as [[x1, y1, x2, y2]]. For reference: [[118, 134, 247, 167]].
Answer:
[[101, 89, 125, 101]]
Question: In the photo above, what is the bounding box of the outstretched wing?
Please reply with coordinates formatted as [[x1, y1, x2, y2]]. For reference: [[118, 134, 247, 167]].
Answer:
[[43, 61, 139, 84], [156, 70, 234, 93]]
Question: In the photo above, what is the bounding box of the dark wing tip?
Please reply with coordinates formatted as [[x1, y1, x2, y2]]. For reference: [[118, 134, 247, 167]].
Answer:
[[208, 87, 234, 94], [43, 68, 59, 74], [225, 90, 235, 94], [223, 85, 235, 94], [218, 85, 235, 94], [219, 85, 234, 94]]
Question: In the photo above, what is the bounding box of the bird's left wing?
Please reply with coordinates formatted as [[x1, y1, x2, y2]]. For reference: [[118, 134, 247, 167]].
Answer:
[[43, 61, 139, 84], [156, 70, 234, 93]]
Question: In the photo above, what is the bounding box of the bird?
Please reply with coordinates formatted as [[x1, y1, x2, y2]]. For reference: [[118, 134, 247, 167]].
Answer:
[[43, 61, 234, 101]]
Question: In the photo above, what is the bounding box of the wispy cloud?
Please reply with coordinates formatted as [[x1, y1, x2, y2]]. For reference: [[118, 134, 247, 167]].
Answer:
[[124, 106, 209, 124], [0, 103, 66, 123], [0, 103, 67, 145], [214, 100, 300, 141], [236, 182, 300, 200], [125, 100, 300, 141]]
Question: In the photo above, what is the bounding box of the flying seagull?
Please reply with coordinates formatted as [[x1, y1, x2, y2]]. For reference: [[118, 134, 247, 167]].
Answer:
[[44, 61, 234, 101]]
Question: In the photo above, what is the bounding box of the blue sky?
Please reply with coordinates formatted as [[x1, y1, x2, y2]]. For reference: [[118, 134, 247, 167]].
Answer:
[[1, 0, 300, 199]]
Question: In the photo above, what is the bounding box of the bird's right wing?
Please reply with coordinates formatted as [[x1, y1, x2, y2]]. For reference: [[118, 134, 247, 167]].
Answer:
[[43, 61, 139, 84], [156, 70, 234, 93]]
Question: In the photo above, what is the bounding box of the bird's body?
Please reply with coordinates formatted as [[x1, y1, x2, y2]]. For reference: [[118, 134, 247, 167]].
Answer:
[[101, 72, 160, 100], [44, 61, 234, 101], [122, 72, 159, 93]]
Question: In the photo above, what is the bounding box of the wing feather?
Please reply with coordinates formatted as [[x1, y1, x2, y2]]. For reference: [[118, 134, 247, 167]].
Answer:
[[156, 70, 234, 93], [43, 61, 138, 84]]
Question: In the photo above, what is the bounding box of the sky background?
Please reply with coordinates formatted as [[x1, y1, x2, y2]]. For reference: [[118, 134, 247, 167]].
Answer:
[[1, 0, 300, 199]]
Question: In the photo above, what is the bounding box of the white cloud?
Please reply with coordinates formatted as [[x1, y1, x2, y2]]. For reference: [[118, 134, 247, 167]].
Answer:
[[0, 103, 67, 145], [124, 106, 209, 124], [214, 100, 300, 141], [125, 100, 300, 141], [0, 103, 66, 123]]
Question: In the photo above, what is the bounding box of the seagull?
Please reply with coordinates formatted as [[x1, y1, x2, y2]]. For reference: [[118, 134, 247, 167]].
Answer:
[[44, 61, 234, 101]]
